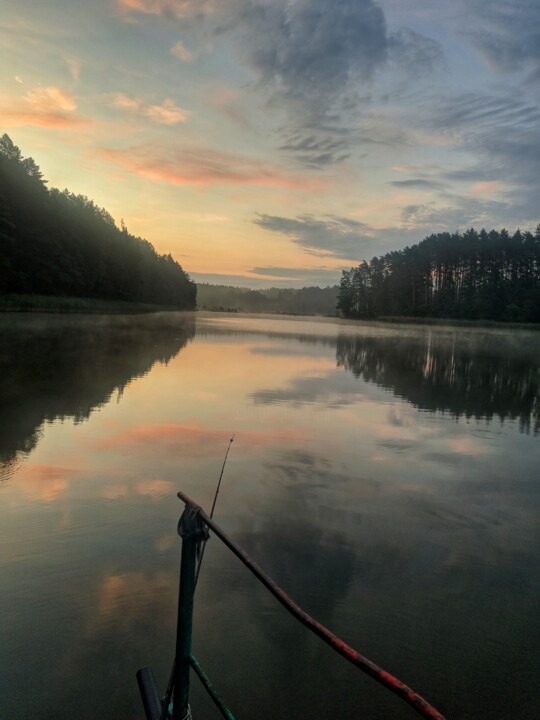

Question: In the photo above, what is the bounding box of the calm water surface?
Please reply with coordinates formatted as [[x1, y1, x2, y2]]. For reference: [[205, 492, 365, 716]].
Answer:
[[1, 312, 539, 719]]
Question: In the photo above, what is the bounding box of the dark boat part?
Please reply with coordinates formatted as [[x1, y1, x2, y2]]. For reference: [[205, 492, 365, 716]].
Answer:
[[137, 667, 162, 720]]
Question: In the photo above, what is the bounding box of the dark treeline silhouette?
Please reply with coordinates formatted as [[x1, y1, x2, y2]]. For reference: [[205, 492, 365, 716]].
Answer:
[[197, 283, 339, 315], [338, 227, 540, 322], [0, 134, 196, 307], [336, 332, 539, 434], [0, 313, 196, 469]]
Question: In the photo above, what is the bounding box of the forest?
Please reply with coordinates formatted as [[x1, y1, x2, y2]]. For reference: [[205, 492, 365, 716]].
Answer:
[[197, 283, 339, 315], [0, 134, 196, 308], [338, 227, 540, 322]]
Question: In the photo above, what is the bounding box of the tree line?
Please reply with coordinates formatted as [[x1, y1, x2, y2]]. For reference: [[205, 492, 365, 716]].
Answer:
[[0, 134, 196, 308], [338, 227, 540, 322], [197, 283, 339, 315]]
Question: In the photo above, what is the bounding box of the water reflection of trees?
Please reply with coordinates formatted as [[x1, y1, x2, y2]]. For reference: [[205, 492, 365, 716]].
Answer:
[[336, 332, 540, 433], [0, 313, 195, 467]]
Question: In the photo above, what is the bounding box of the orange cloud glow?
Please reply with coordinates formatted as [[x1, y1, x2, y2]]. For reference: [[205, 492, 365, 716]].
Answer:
[[25, 86, 77, 112], [2, 85, 90, 129], [95, 420, 308, 456], [1, 111, 92, 129], [109, 93, 188, 124], [145, 98, 188, 125], [16, 465, 73, 501], [116, 0, 217, 19], [100, 145, 325, 190], [469, 181, 508, 197], [111, 92, 141, 111]]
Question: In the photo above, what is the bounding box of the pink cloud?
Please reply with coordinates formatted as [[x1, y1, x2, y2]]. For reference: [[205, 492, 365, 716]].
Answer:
[[25, 86, 77, 112], [100, 144, 325, 190], [109, 93, 188, 125], [145, 98, 189, 125], [1, 85, 91, 129], [171, 41, 192, 62], [1, 111, 91, 129], [116, 0, 217, 19], [469, 181, 508, 197], [111, 92, 142, 112]]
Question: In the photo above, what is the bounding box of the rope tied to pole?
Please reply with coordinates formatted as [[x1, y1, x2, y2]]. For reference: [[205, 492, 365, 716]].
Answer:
[[177, 504, 209, 556]]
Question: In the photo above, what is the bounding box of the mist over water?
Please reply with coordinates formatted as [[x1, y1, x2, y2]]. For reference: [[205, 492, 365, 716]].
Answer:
[[1, 312, 538, 719]]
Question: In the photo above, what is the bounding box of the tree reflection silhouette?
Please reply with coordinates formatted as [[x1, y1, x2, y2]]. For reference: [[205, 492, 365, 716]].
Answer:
[[336, 332, 540, 434], [0, 314, 196, 468]]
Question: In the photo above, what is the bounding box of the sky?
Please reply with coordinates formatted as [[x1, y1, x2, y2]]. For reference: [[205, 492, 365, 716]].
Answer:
[[1, 0, 539, 288]]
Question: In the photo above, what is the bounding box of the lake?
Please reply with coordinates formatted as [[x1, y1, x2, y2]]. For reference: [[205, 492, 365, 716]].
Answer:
[[1, 311, 539, 720]]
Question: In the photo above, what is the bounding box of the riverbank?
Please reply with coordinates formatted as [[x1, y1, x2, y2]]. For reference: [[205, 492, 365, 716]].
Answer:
[[0, 293, 185, 314], [375, 314, 540, 331]]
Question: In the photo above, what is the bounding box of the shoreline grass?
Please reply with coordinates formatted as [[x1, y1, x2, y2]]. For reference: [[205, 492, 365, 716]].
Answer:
[[0, 293, 185, 314]]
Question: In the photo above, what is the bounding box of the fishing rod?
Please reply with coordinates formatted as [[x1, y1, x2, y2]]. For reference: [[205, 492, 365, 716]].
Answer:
[[194, 435, 234, 587], [160, 435, 235, 720]]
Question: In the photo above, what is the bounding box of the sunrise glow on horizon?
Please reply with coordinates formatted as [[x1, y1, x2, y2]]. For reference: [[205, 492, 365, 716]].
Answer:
[[1, 0, 538, 288]]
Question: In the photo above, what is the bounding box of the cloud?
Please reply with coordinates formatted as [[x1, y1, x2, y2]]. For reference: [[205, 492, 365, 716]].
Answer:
[[115, 0, 442, 165], [109, 93, 188, 124], [205, 85, 256, 132], [171, 40, 192, 62], [400, 196, 511, 231], [234, 0, 390, 164], [116, 0, 218, 18], [388, 27, 444, 76], [65, 56, 81, 82], [25, 86, 77, 112], [278, 132, 351, 166], [424, 89, 540, 223], [237, 0, 388, 110], [427, 92, 540, 133], [1, 85, 90, 129], [461, 0, 540, 79], [111, 92, 141, 111], [100, 143, 323, 189], [192, 268, 341, 288], [1, 111, 91, 129], [390, 179, 445, 190], [253, 213, 382, 260], [249, 266, 341, 283], [145, 98, 189, 124], [469, 181, 509, 197]]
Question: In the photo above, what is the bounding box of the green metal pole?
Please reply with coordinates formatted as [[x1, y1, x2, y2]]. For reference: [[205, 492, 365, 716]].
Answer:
[[174, 507, 203, 720]]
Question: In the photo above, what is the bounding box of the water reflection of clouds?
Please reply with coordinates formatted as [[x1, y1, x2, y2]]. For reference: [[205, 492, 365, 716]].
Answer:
[[94, 420, 309, 457], [7, 464, 77, 502], [251, 367, 378, 408]]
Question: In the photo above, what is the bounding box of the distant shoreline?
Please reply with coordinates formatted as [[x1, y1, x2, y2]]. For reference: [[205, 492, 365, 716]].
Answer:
[[3, 295, 540, 331]]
